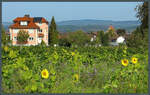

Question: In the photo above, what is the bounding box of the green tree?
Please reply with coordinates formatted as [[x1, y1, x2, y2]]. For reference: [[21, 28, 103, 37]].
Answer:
[[126, 27, 148, 48], [17, 30, 29, 45], [116, 29, 126, 36], [107, 29, 117, 41], [136, 1, 148, 29], [59, 37, 71, 47], [97, 30, 104, 45], [135, 2, 148, 38], [103, 32, 109, 46], [67, 30, 90, 47], [127, 2, 148, 48], [48, 16, 59, 45], [2, 25, 10, 46], [97, 30, 109, 46], [40, 40, 46, 46]]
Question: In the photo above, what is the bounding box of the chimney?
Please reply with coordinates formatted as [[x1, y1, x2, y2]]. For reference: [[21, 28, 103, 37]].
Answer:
[[24, 14, 30, 17]]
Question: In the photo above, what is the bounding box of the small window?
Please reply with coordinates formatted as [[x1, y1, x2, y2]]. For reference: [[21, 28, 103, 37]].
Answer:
[[14, 37, 17, 41], [29, 29, 34, 34], [39, 29, 42, 33], [20, 21, 28, 25], [29, 37, 34, 41], [13, 29, 19, 33]]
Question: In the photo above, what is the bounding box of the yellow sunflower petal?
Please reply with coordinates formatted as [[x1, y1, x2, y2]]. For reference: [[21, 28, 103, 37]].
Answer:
[[121, 59, 129, 66], [41, 69, 49, 79], [132, 57, 138, 64], [73, 74, 79, 82]]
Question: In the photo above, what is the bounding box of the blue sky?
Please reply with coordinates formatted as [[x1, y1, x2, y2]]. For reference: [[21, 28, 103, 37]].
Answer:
[[2, 2, 142, 22]]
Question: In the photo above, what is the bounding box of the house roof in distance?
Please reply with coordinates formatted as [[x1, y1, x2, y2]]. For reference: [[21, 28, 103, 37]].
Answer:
[[108, 25, 115, 30]]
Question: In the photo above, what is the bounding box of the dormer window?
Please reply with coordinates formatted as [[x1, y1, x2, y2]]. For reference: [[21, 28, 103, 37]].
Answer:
[[20, 21, 28, 25]]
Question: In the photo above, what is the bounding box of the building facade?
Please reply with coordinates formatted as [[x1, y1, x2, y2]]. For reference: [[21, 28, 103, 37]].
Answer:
[[9, 15, 49, 46]]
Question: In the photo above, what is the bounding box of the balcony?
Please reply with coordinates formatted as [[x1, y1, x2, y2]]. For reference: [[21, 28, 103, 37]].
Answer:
[[38, 33, 44, 37]]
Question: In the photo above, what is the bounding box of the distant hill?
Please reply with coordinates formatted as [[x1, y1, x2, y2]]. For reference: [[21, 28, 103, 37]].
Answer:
[[56, 19, 140, 32], [3, 19, 140, 32]]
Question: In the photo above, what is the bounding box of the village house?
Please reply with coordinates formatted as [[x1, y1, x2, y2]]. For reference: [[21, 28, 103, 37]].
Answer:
[[9, 14, 49, 46]]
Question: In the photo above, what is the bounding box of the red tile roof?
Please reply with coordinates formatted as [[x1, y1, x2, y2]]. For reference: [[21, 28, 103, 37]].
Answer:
[[9, 22, 40, 29], [13, 17, 31, 22], [41, 18, 48, 23], [9, 15, 48, 29], [13, 17, 48, 23], [109, 25, 115, 30]]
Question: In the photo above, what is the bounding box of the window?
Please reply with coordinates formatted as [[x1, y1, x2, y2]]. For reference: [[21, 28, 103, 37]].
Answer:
[[39, 29, 42, 33], [13, 29, 19, 33], [14, 37, 17, 41], [20, 21, 28, 25], [28, 29, 34, 34], [29, 37, 34, 41]]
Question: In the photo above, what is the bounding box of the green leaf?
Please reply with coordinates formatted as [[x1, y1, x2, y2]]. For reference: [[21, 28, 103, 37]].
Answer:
[[50, 69, 56, 75], [9, 50, 17, 58], [31, 84, 37, 92], [22, 70, 32, 80], [51, 75, 56, 81]]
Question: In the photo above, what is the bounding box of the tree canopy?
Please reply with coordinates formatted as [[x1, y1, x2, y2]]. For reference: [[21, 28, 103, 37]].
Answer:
[[2, 25, 10, 45], [48, 16, 59, 45], [135, 2, 148, 29], [17, 30, 29, 44], [97, 30, 109, 46], [116, 29, 126, 36]]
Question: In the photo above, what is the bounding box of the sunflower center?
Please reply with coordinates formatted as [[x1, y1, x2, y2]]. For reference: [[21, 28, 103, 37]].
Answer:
[[124, 60, 127, 63], [43, 72, 47, 76]]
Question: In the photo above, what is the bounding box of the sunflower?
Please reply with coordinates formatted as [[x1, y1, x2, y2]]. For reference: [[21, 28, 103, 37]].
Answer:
[[71, 52, 75, 56], [132, 57, 138, 64], [73, 74, 79, 82], [41, 69, 49, 79], [121, 59, 129, 66]]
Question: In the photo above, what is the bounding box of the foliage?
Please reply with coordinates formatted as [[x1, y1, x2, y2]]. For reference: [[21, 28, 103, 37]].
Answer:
[[135, 1, 148, 29], [40, 40, 46, 46], [2, 25, 10, 46], [127, 2, 148, 48], [116, 29, 126, 36], [48, 16, 59, 45], [126, 27, 148, 49], [2, 45, 148, 93], [135, 1, 148, 40], [59, 37, 71, 47], [107, 28, 117, 41], [97, 31, 109, 46], [62, 30, 90, 47], [17, 30, 29, 44]]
